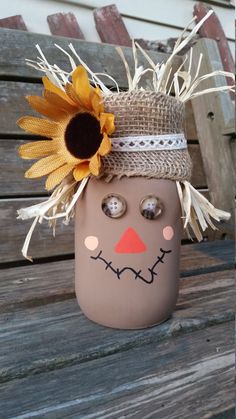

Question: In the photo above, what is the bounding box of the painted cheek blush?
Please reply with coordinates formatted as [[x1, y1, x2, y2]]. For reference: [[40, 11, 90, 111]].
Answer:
[[84, 236, 99, 251], [163, 226, 174, 240]]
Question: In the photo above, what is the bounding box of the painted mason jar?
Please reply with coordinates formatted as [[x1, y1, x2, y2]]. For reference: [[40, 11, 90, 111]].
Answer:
[[17, 15, 232, 329], [75, 91, 192, 329]]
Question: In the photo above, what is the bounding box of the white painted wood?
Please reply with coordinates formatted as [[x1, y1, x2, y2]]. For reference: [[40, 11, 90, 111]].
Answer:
[[0, 0, 234, 42], [83, 0, 234, 39], [0, 0, 100, 41], [52, 0, 235, 39]]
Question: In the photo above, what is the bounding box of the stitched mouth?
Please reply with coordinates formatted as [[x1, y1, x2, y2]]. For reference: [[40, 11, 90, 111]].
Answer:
[[90, 248, 172, 284]]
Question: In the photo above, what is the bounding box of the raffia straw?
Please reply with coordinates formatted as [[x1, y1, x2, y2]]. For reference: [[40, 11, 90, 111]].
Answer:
[[176, 181, 231, 241], [25, 9, 234, 101], [18, 176, 89, 260]]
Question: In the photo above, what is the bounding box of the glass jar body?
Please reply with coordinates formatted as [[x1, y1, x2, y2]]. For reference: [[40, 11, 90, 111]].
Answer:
[[75, 177, 182, 329]]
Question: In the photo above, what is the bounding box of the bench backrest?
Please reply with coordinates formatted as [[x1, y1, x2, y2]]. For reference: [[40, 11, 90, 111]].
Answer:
[[0, 28, 234, 265]]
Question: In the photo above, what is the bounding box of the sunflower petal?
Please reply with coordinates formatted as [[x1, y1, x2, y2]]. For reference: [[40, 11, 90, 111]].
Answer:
[[100, 112, 115, 135], [17, 116, 59, 138], [45, 163, 74, 190], [19, 140, 56, 160], [44, 90, 77, 114], [73, 162, 91, 181], [89, 153, 101, 176], [90, 87, 103, 116], [72, 66, 92, 109], [65, 83, 82, 108], [25, 155, 65, 179], [98, 134, 111, 156], [26, 95, 67, 121], [42, 76, 75, 106]]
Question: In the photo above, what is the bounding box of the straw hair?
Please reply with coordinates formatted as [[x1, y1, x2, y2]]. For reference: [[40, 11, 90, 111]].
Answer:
[[101, 90, 192, 181]]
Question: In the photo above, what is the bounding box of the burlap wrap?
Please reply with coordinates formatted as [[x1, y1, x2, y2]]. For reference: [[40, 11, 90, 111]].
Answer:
[[101, 91, 192, 181]]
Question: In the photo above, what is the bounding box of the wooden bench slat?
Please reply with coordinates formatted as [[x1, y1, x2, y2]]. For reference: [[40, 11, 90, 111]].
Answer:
[[47, 13, 85, 39], [185, 38, 235, 219], [194, 3, 234, 76], [0, 198, 74, 263], [0, 321, 233, 417], [0, 139, 45, 196], [94, 4, 132, 46], [0, 269, 234, 382], [0, 140, 206, 196], [0, 28, 182, 84], [0, 15, 27, 31], [0, 241, 234, 311]]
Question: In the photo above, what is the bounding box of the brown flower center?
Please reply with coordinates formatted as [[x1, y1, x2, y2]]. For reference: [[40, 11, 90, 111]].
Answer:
[[65, 112, 103, 159]]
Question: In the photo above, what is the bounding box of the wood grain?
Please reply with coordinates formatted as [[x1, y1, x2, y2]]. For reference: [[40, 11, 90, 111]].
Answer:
[[0, 15, 27, 31], [94, 4, 132, 46], [0, 198, 74, 263], [0, 241, 233, 311], [0, 28, 182, 84], [230, 139, 236, 184], [194, 3, 234, 77], [0, 139, 45, 196], [47, 13, 85, 39], [0, 81, 42, 136], [184, 101, 198, 139], [0, 266, 234, 382], [185, 39, 235, 220], [0, 322, 234, 417], [0, 139, 206, 196]]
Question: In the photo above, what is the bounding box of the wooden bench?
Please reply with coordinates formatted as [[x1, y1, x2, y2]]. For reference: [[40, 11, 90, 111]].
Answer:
[[0, 28, 234, 417]]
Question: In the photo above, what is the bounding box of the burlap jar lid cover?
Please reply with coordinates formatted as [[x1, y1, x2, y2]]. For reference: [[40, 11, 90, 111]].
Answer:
[[17, 11, 234, 260]]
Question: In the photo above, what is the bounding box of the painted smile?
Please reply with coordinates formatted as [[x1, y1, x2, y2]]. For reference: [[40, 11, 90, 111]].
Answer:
[[90, 248, 172, 284]]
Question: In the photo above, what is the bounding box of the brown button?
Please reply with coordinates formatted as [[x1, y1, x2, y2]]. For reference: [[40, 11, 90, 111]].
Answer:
[[101, 194, 127, 218], [140, 195, 163, 220]]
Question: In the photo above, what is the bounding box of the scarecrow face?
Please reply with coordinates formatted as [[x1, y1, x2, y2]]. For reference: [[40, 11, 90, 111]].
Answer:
[[75, 177, 182, 328]]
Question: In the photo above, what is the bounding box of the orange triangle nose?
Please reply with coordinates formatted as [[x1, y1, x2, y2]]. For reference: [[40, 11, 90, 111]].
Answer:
[[115, 227, 147, 254]]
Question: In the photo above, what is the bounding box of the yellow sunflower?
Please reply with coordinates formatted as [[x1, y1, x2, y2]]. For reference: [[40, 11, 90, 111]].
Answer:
[[17, 65, 115, 190]]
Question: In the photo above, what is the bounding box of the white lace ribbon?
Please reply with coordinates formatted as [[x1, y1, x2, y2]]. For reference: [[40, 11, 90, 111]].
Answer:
[[111, 133, 187, 152]]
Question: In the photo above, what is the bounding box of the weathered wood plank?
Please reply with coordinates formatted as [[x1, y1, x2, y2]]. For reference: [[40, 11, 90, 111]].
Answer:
[[189, 143, 206, 186], [0, 259, 74, 311], [0, 198, 74, 263], [180, 239, 234, 276], [0, 269, 234, 382], [194, 3, 234, 77], [47, 13, 85, 39], [0, 139, 45, 196], [94, 4, 132, 46], [0, 28, 182, 83], [0, 241, 233, 311], [0, 139, 206, 196], [0, 322, 234, 417], [184, 100, 198, 139], [230, 139, 236, 181], [0, 81, 42, 136], [0, 81, 198, 140], [0, 15, 27, 31], [185, 38, 235, 221]]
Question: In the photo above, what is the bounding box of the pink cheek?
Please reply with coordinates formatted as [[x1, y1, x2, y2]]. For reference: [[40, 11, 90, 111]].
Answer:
[[84, 236, 99, 251], [163, 226, 174, 241]]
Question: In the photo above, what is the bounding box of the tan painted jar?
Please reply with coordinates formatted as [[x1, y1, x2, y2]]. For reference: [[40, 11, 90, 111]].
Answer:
[[75, 92, 192, 329]]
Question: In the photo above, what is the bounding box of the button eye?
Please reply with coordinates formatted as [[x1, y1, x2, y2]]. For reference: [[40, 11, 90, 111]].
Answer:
[[101, 194, 127, 218], [140, 195, 163, 220]]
